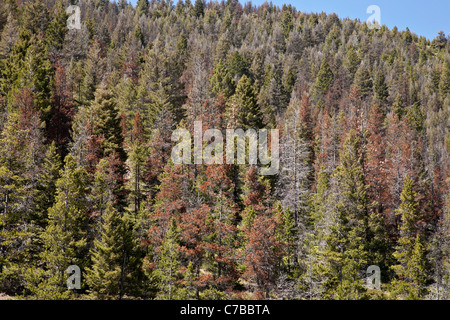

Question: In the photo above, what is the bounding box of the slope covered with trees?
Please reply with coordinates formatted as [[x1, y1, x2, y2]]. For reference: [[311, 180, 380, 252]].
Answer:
[[0, 0, 449, 300]]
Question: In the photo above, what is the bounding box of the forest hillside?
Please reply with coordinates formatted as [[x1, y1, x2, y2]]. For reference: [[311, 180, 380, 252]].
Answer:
[[0, 0, 449, 300]]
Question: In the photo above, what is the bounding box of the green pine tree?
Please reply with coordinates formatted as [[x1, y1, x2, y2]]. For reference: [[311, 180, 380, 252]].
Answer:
[[0, 13, 18, 98], [46, 1, 69, 51], [210, 59, 236, 99], [0, 113, 28, 294], [92, 89, 126, 162], [33, 143, 62, 229], [87, 202, 144, 299], [390, 175, 428, 299], [392, 94, 405, 120], [374, 70, 389, 105], [344, 45, 361, 78], [0, 27, 28, 106], [227, 51, 248, 81], [406, 102, 424, 133], [276, 203, 297, 275], [322, 130, 370, 299], [312, 59, 334, 100], [25, 154, 90, 299], [227, 74, 263, 129], [155, 217, 182, 300], [136, 0, 149, 16], [354, 64, 373, 98], [439, 60, 450, 99], [192, 0, 205, 18]]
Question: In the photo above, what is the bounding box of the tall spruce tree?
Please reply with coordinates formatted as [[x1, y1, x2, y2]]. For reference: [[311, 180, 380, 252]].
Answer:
[[25, 154, 90, 299], [312, 59, 334, 100], [92, 89, 127, 162], [155, 217, 182, 299], [374, 70, 389, 106], [227, 74, 263, 129], [322, 130, 370, 299], [87, 202, 144, 299]]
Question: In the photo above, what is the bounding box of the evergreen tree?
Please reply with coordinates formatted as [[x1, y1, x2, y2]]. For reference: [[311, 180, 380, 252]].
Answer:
[[136, 0, 149, 16], [227, 75, 262, 129], [280, 7, 294, 39], [406, 102, 424, 133], [81, 40, 106, 103], [25, 154, 90, 299], [192, 0, 205, 18], [322, 130, 370, 299], [227, 51, 248, 82], [47, 65, 74, 157], [87, 202, 144, 299], [33, 143, 62, 228], [46, 1, 69, 52], [241, 166, 282, 298], [128, 112, 147, 216], [392, 94, 405, 120], [155, 217, 182, 299], [0, 0, 448, 301], [439, 60, 450, 99], [344, 45, 361, 78], [277, 204, 297, 275], [92, 89, 126, 162], [374, 70, 389, 107], [277, 91, 314, 272], [20, 0, 49, 35], [0, 113, 29, 294], [391, 175, 428, 299], [210, 59, 235, 99], [353, 64, 373, 99], [0, 14, 19, 89], [312, 59, 334, 100], [147, 161, 189, 254], [198, 164, 239, 293], [306, 166, 333, 299], [5, 33, 53, 120]]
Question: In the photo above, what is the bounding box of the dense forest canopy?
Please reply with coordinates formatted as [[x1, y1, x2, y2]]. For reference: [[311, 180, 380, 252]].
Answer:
[[0, 0, 449, 300]]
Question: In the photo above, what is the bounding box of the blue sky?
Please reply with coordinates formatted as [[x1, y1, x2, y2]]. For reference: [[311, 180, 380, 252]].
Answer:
[[127, 0, 449, 40]]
